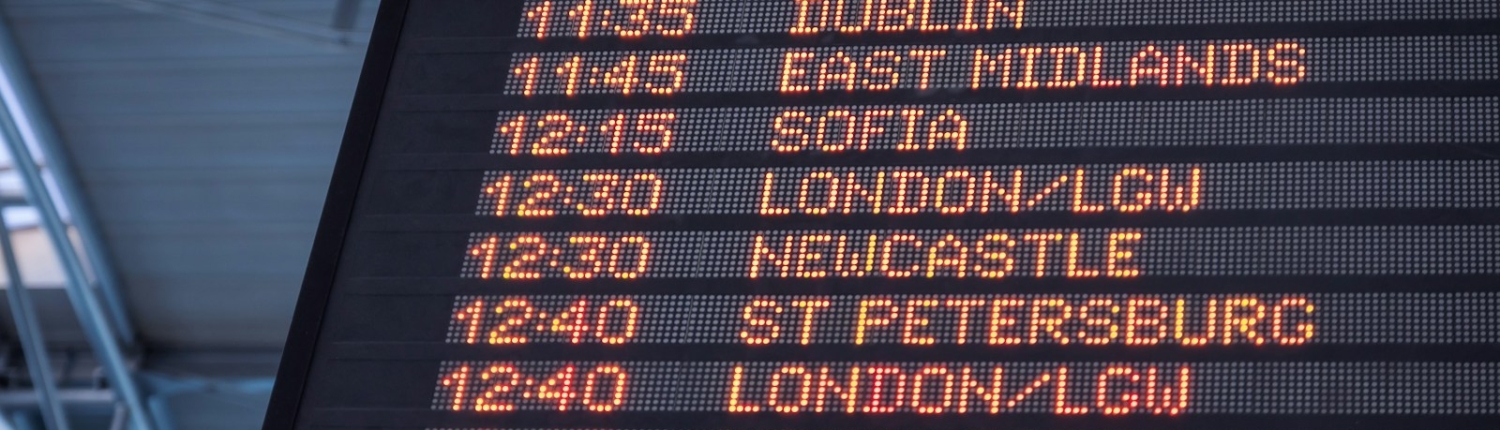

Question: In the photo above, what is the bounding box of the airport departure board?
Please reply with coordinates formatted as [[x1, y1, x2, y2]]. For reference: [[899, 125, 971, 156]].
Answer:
[[263, 1, 1500, 429]]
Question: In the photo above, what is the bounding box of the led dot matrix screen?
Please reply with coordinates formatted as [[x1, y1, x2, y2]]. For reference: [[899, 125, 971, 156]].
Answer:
[[263, 1, 1500, 429]]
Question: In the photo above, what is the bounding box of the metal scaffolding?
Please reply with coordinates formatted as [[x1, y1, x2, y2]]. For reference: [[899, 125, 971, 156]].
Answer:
[[0, 15, 153, 430], [0, 207, 70, 430]]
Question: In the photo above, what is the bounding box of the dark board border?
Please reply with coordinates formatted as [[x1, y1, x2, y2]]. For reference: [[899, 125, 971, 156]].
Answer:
[[262, 1, 411, 428]]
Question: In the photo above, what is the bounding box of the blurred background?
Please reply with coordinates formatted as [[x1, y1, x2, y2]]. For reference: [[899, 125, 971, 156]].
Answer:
[[0, 1, 378, 429]]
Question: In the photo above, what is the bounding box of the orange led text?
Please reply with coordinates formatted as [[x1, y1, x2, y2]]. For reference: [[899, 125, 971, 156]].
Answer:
[[789, 0, 1025, 34], [747, 230, 1143, 279], [770, 108, 968, 152], [737, 296, 1315, 346], [971, 42, 1306, 89], [727, 364, 1190, 415], [758, 167, 1202, 215]]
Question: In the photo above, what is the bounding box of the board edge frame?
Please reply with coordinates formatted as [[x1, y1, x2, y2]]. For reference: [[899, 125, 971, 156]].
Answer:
[[261, 0, 413, 428]]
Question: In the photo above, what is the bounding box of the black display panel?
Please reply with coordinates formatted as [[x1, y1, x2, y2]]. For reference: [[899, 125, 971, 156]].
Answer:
[[264, 1, 1500, 429]]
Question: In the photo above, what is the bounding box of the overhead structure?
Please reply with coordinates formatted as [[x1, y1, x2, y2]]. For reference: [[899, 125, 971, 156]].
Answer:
[[0, 207, 70, 430], [0, 15, 153, 430], [99, 0, 369, 49], [0, 0, 375, 428], [0, 8, 136, 348]]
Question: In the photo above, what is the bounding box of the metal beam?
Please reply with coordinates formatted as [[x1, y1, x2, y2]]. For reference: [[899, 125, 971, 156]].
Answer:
[[0, 22, 156, 430], [0, 14, 138, 348], [100, 0, 369, 50], [0, 207, 70, 430], [0, 389, 113, 408]]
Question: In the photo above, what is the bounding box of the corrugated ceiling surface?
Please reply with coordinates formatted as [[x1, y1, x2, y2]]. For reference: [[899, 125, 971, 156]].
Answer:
[[0, 0, 373, 349]]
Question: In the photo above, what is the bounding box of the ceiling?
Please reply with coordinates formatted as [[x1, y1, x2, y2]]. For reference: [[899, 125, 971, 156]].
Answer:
[[0, 0, 376, 352]]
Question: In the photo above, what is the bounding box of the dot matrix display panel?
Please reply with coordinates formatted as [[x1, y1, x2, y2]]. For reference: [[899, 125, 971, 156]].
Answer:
[[263, 1, 1500, 430]]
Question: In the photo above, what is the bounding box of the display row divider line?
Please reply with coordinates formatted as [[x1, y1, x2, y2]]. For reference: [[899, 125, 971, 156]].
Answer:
[[317, 343, 1500, 362], [340, 274, 1500, 296], [303, 411, 1500, 430], [386, 82, 1500, 112], [369, 145, 1500, 171], [350, 210, 1500, 233], [402, 19, 1500, 54]]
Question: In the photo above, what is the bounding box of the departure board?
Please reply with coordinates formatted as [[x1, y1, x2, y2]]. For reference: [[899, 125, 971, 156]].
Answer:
[[263, 1, 1500, 429]]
